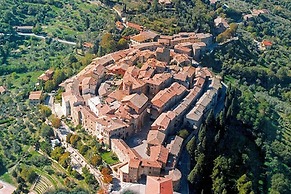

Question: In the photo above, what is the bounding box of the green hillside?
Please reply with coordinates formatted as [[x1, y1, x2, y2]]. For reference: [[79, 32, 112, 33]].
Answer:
[[0, 0, 116, 41], [0, 0, 290, 193]]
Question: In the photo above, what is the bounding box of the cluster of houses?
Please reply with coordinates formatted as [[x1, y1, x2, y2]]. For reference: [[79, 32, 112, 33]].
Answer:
[[243, 9, 269, 21], [214, 16, 230, 34], [118, 20, 212, 63], [58, 31, 222, 192], [129, 30, 212, 63]]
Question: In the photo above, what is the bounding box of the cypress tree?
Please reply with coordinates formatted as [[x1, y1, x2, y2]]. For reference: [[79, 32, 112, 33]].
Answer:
[[186, 136, 197, 159]]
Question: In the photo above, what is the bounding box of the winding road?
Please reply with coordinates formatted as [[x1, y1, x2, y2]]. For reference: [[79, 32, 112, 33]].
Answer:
[[52, 121, 107, 190], [16, 32, 77, 46]]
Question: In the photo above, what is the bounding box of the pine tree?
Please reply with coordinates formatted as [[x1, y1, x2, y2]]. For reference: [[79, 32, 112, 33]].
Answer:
[[236, 174, 254, 194], [186, 136, 196, 159], [152, 0, 158, 12], [198, 124, 206, 143], [206, 110, 215, 126]]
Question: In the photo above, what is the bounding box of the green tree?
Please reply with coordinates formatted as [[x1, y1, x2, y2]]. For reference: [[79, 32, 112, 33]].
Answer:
[[51, 146, 64, 161], [20, 168, 38, 184], [117, 38, 129, 50], [52, 69, 66, 86], [90, 155, 102, 167], [70, 134, 81, 148], [177, 129, 189, 139], [66, 133, 72, 143], [152, 0, 158, 12], [68, 54, 78, 64], [188, 153, 205, 185], [270, 174, 291, 194], [50, 114, 61, 128], [27, 171, 38, 183], [211, 156, 230, 194], [100, 33, 117, 54], [32, 24, 42, 34], [186, 136, 196, 159], [59, 152, 70, 168], [40, 124, 54, 140], [79, 144, 89, 155], [38, 105, 52, 118], [97, 46, 103, 57], [44, 80, 55, 92], [236, 174, 254, 194], [40, 141, 52, 155]]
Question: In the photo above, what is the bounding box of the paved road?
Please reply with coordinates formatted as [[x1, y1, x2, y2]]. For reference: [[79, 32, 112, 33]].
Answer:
[[214, 81, 228, 116], [52, 122, 106, 190], [178, 148, 191, 194], [0, 180, 16, 194], [17, 32, 76, 46], [63, 142, 104, 186]]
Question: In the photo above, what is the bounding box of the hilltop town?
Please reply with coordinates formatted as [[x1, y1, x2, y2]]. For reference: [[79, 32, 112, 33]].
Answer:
[[58, 31, 224, 193]]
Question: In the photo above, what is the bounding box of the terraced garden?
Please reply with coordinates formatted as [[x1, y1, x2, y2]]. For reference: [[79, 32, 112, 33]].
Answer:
[[32, 175, 53, 194]]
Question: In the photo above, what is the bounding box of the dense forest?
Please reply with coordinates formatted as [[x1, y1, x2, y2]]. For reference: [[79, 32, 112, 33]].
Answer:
[[187, 0, 291, 193]]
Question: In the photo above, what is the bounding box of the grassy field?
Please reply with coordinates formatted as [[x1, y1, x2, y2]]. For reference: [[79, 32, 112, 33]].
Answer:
[[101, 151, 119, 165], [0, 172, 15, 185], [113, 0, 149, 13], [13, 71, 43, 88]]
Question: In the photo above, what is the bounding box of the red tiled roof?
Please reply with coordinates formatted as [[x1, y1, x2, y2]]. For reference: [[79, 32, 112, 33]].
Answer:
[[83, 42, 94, 48], [129, 158, 141, 168], [262, 40, 272, 46], [29, 91, 42, 100], [150, 145, 169, 165], [147, 130, 166, 145], [131, 31, 159, 43], [151, 82, 186, 109], [146, 176, 173, 194], [126, 22, 143, 31], [141, 159, 162, 168], [0, 86, 7, 94]]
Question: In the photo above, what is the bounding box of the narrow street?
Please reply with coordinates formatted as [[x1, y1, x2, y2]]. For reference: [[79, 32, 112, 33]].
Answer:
[[178, 145, 191, 194], [52, 123, 106, 190], [46, 91, 107, 191]]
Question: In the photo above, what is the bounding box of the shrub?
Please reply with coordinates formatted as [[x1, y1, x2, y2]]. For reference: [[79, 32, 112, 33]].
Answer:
[[177, 129, 189, 139]]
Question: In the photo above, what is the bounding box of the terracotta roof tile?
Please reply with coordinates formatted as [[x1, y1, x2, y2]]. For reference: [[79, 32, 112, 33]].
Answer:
[[0, 86, 7, 94], [29, 91, 42, 100], [146, 176, 173, 194], [141, 159, 162, 168], [150, 145, 169, 165], [147, 130, 166, 145]]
